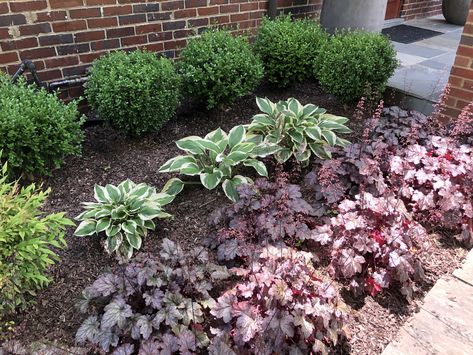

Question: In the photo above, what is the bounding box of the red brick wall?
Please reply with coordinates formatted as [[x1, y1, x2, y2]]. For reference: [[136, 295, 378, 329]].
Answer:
[[446, 2, 473, 118], [400, 0, 442, 20], [0, 0, 322, 100]]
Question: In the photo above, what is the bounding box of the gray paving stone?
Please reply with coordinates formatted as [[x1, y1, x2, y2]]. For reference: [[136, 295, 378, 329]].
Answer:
[[453, 252, 473, 284], [393, 42, 447, 59]]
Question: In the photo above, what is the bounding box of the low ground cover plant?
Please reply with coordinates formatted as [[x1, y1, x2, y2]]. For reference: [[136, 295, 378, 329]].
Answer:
[[210, 245, 347, 354], [177, 29, 264, 109], [254, 15, 328, 87], [315, 31, 398, 103], [0, 73, 84, 179], [0, 159, 73, 317], [86, 50, 180, 136], [74, 180, 173, 262], [76, 239, 230, 353], [247, 97, 351, 165], [159, 126, 279, 202]]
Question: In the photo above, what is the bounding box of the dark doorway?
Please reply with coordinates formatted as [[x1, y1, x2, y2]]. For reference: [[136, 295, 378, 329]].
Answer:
[[385, 0, 402, 19]]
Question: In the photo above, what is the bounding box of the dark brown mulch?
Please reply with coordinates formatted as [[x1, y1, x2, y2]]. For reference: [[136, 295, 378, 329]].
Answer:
[[2, 80, 468, 354]]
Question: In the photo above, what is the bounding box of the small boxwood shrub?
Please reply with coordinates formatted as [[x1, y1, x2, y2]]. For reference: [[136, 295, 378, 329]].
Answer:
[[255, 15, 328, 87], [177, 29, 264, 109], [86, 50, 181, 136], [0, 73, 84, 178], [0, 159, 73, 317], [315, 31, 398, 103]]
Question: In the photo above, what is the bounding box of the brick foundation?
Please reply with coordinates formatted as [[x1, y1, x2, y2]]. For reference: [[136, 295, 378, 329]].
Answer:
[[446, 2, 473, 118], [400, 0, 442, 20], [0, 0, 322, 101]]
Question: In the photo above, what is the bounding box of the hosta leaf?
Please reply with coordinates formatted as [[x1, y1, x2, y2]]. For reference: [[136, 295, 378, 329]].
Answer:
[[322, 130, 337, 146], [336, 136, 351, 147], [200, 170, 223, 190], [228, 125, 246, 149], [180, 162, 202, 175], [176, 136, 205, 155], [96, 218, 111, 233], [322, 113, 349, 124], [232, 175, 249, 186], [222, 179, 239, 202], [205, 127, 227, 143], [111, 205, 127, 219], [231, 142, 255, 154], [143, 219, 155, 230], [319, 120, 351, 133], [138, 206, 164, 220], [106, 184, 122, 204], [94, 185, 109, 203], [225, 151, 249, 165], [118, 243, 134, 261], [294, 149, 311, 162], [243, 159, 268, 177], [118, 179, 134, 194], [288, 130, 303, 144], [122, 221, 137, 235], [309, 143, 332, 159], [275, 148, 293, 164], [250, 114, 275, 127], [288, 98, 303, 116], [302, 103, 319, 117], [256, 97, 274, 115], [154, 192, 174, 206], [305, 126, 322, 141], [75, 220, 97, 237], [126, 233, 142, 250], [105, 233, 122, 253], [159, 155, 197, 173], [130, 183, 151, 199], [161, 178, 185, 196], [106, 224, 121, 237], [251, 143, 281, 158], [196, 139, 222, 155], [76, 209, 97, 220]]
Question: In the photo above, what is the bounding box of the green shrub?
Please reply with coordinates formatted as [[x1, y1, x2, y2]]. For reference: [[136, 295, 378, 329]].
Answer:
[[0, 73, 84, 178], [254, 15, 328, 87], [0, 159, 74, 317], [177, 29, 264, 109], [315, 30, 398, 103], [86, 50, 181, 136]]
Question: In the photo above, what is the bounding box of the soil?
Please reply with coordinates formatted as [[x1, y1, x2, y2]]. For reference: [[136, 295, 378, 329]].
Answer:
[[2, 81, 468, 354]]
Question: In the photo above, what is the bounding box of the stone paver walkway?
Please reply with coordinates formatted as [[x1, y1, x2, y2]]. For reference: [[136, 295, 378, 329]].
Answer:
[[382, 252, 473, 355], [387, 15, 463, 114]]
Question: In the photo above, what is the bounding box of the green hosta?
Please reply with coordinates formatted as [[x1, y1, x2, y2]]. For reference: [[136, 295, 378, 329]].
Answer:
[[159, 126, 279, 202], [74, 180, 173, 262], [247, 97, 351, 165]]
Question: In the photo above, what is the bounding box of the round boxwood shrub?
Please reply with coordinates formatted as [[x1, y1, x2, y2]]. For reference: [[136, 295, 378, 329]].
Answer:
[[177, 29, 264, 110], [254, 15, 328, 87], [315, 31, 398, 103], [86, 50, 181, 136], [0, 73, 84, 178]]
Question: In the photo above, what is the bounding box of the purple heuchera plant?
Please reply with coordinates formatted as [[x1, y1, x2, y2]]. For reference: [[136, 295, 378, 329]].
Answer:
[[75, 238, 230, 354], [389, 136, 473, 246], [209, 175, 317, 261], [312, 192, 428, 301], [209, 245, 347, 354]]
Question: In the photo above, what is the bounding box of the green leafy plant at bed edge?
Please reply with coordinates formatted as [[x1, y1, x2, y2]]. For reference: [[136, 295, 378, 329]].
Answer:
[[0, 158, 73, 317], [159, 126, 280, 202], [246, 97, 351, 165], [74, 180, 173, 262]]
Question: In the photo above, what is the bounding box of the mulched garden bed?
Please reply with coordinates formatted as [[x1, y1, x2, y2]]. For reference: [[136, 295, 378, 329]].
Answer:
[[3, 81, 468, 354]]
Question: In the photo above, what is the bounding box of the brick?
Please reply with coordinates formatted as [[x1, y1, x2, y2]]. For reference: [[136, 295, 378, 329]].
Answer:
[[20, 47, 56, 61], [39, 34, 74, 46], [87, 17, 118, 28], [220, 4, 239, 13], [174, 29, 194, 39], [164, 39, 186, 50], [91, 38, 120, 50], [121, 34, 148, 46], [133, 3, 160, 13], [175, 9, 197, 18], [148, 32, 172, 42], [185, 0, 206, 8], [106, 26, 135, 38], [139, 42, 164, 52], [118, 14, 146, 25], [63, 65, 89, 77], [37, 69, 62, 81], [162, 1, 184, 11], [75, 30, 105, 43], [197, 6, 219, 16], [136, 23, 162, 34], [163, 20, 186, 31], [10, 1, 48, 12], [45, 56, 80, 68], [0, 52, 19, 65], [188, 18, 209, 27], [52, 20, 87, 32], [70, 7, 102, 19], [457, 45, 473, 58], [86, 0, 116, 4], [103, 5, 132, 16], [80, 51, 105, 63], [36, 11, 67, 22], [49, 0, 84, 9], [0, 3, 8, 15], [147, 12, 172, 21], [0, 14, 27, 27], [0, 28, 9, 40], [450, 87, 473, 101], [20, 23, 52, 36], [1, 37, 38, 51], [56, 43, 90, 56]]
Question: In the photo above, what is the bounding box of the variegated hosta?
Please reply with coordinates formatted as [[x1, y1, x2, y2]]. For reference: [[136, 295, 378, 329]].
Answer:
[[74, 180, 173, 262], [159, 126, 279, 202], [247, 97, 351, 165]]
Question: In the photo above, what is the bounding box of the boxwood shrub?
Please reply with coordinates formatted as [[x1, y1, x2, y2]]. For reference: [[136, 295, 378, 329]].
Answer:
[[86, 50, 181, 136], [177, 29, 264, 109], [254, 15, 328, 87], [0, 73, 84, 179], [315, 30, 398, 103]]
